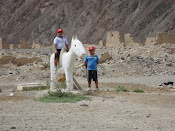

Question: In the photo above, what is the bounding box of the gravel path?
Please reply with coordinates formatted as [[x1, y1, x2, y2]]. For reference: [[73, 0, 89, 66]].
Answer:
[[0, 93, 175, 131], [0, 77, 175, 131]]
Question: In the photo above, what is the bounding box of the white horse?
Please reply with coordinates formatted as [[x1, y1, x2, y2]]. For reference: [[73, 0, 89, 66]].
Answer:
[[50, 36, 86, 91]]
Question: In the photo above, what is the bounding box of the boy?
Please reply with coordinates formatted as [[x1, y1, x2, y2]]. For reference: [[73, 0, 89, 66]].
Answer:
[[84, 46, 99, 91], [53, 29, 69, 73]]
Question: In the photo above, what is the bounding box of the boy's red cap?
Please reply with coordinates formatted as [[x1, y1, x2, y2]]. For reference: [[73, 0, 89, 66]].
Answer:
[[89, 46, 95, 51], [57, 29, 63, 33]]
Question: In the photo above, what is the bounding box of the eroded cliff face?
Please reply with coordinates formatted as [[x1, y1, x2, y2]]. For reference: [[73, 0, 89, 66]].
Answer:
[[0, 0, 175, 45]]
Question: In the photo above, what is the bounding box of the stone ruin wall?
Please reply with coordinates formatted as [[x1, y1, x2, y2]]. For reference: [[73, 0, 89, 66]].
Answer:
[[0, 38, 9, 49], [19, 38, 31, 49], [105, 31, 122, 47], [124, 33, 141, 47], [0, 37, 51, 49], [0, 38, 3, 49], [155, 33, 175, 45], [32, 42, 41, 49], [145, 37, 156, 46], [100, 31, 175, 48], [104, 31, 141, 48], [1, 32, 175, 49], [124, 33, 134, 44], [145, 33, 175, 46]]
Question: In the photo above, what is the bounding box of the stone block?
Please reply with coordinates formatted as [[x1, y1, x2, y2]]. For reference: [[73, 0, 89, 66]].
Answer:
[[99, 52, 111, 63], [39, 65, 46, 70], [17, 83, 47, 91]]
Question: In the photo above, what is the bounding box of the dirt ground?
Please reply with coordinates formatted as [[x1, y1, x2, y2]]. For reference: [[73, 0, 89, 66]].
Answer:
[[0, 76, 175, 131], [0, 45, 175, 131]]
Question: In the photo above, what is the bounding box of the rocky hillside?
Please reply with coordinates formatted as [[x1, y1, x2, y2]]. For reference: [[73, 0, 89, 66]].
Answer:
[[0, 0, 175, 45]]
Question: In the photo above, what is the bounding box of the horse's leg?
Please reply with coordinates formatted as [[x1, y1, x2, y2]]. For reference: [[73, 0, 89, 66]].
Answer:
[[69, 69, 74, 90], [50, 53, 57, 91], [65, 69, 73, 91]]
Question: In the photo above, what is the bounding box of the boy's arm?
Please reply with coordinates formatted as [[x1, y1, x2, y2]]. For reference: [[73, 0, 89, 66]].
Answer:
[[84, 62, 87, 69], [97, 55, 99, 65], [65, 38, 69, 51], [84, 55, 88, 69], [53, 37, 57, 54], [66, 44, 69, 51], [54, 44, 57, 54]]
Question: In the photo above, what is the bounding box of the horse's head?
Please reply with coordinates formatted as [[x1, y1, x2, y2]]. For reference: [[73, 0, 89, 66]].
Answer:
[[71, 36, 86, 57]]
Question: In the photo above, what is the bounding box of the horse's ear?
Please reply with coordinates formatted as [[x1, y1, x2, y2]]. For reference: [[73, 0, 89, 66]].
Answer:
[[72, 36, 75, 41], [72, 35, 78, 40], [74, 35, 78, 40]]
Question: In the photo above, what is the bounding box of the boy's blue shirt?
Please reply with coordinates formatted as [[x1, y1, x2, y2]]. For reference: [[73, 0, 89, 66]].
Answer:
[[84, 54, 99, 71]]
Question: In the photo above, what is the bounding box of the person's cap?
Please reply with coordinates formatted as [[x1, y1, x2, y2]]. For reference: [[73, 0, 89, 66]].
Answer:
[[57, 29, 63, 33], [89, 46, 95, 51]]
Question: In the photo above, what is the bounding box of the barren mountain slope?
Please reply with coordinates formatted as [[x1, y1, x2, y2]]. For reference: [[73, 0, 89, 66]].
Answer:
[[0, 0, 175, 45]]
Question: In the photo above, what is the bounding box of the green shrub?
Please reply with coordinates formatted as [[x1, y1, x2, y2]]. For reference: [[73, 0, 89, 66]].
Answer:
[[35, 90, 90, 103], [115, 86, 129, 92], [34, 81, 90, 103]]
